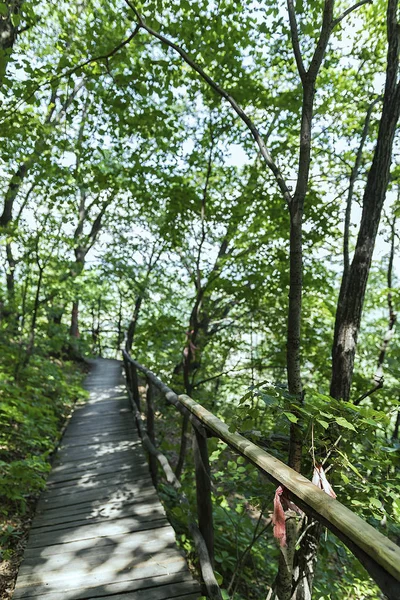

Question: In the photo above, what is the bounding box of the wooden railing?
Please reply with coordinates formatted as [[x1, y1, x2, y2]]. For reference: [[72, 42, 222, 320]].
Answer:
[[122, 350, 400, 600]]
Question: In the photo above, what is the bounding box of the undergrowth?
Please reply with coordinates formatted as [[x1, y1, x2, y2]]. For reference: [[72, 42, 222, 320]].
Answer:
[[0, 338, 87, 597]]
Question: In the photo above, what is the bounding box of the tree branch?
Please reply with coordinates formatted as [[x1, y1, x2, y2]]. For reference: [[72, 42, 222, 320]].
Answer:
[[287, 0, 306, 81], [58, 25, 141, 83], [332, 0, 373, 30], [195, 119, 214, 291], [308, 0, 334, 79], [123, 0, 293, 206]]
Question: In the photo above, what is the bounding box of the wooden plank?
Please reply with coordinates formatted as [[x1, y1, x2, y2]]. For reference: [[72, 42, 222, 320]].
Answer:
[[41, 471, 150, 500], [61, 427, 134, 441], [18, 548, 185, 578], [30, 502, 166, 534], [48, 455, 145, 479], [35, 495, 163, 524], [14, 556, 188, 597], [20, 540, 179, 574], [96, 593, 200, 600], [26, 514, 169, 549], [53, 439, 141, 460], [59, 433, 136, 449], [13, 573, 195, 600], [37, 482, 155, 512], [86, 579, 200, 600], [48, 457, 141, 476], [23, 526, 175, 559], [45, 463, 149, 489], [31, 497, 163, 529]]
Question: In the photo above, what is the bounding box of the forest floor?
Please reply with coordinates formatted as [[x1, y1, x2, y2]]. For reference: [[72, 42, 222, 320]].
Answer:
[[0, 503, 36, 600], [0, 352, 89, 600]]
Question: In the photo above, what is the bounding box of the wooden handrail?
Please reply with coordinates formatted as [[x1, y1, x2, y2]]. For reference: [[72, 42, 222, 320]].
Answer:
[[122, 351, 400, 600]]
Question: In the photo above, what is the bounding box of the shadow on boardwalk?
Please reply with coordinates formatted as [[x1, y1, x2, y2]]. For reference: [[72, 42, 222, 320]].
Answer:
[[13, 359, 200, 600]]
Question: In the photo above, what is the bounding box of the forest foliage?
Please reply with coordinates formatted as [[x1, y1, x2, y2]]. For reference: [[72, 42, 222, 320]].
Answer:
[[0, 0, 399, 598]]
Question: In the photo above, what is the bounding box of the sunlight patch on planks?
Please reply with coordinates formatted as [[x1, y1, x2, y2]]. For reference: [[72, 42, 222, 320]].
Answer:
[[13, 359, 201, 600]]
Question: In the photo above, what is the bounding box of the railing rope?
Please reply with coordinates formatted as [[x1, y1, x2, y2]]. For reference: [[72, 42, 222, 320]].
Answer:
[[122, 351, 400, 600]]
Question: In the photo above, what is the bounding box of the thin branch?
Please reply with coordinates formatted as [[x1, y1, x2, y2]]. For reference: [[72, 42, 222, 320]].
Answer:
[[308, 0, 334, 80], [192, 363, 245, 389], [0, 27, 140, 125], [58, 25, 141, 83], [15, 183, 36, 223], [287, 0, 306, 80], [354, 380, 383, 405], [332, 0, 373, 29], [52, 79, 86, 124], [195, 119, 214, 291], [123, 0, 293, 206]]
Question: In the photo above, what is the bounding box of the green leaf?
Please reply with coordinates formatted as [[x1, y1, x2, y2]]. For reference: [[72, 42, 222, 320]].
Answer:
[[214, 571, 223, 585], [283, 412, 298, 423], [340, 472, 350, 485], [335, 417, 356, 431], [11, 13, 21, 26]]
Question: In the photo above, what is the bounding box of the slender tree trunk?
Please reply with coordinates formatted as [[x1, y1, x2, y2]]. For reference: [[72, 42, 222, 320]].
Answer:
[[287, 201, 304, 472], [393, 409, 400, 441], [20, 267, 30, 335], [278, 0, 334, 593], [343, 99, 380, 279], [279, 77, 314, 600], [126, 294, 143, 353], [175, 337, 193, 479], [0, 162, 30, 228], [290, 522, 322, 599], [2, 240, 17, 324], [116, 289, 123, 356], [70, 300, 80, 338], [22, 264, 44, 369]]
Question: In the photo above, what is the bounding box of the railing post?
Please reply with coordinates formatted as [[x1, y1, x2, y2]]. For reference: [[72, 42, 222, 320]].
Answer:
[[130, 362, 141, 412], [193, 427, 214, 566], [146, 378, 158, 488], [123, 355, 131, 390]]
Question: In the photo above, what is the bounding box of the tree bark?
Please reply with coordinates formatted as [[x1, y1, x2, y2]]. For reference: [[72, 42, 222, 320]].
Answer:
[[126, 294, 143, 353], [330, 0, 400, 401], [290, 521, 322, 600], [0, 0, 24, 84], [354, 214, 397, 405], [69, 300, 80, 338]]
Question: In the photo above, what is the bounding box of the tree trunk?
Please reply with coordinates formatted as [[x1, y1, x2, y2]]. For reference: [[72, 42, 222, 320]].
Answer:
[[0, 162, 29, 228], [330, 2, 400, 400], [126, 294, 143, 353], [290, 521, 322, 600], [0, 0, 24, 84], [70, 300, 80, 338]]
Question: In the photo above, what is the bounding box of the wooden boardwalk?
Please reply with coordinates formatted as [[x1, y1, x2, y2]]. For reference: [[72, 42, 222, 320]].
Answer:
[[13, 359, 201, 600]]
